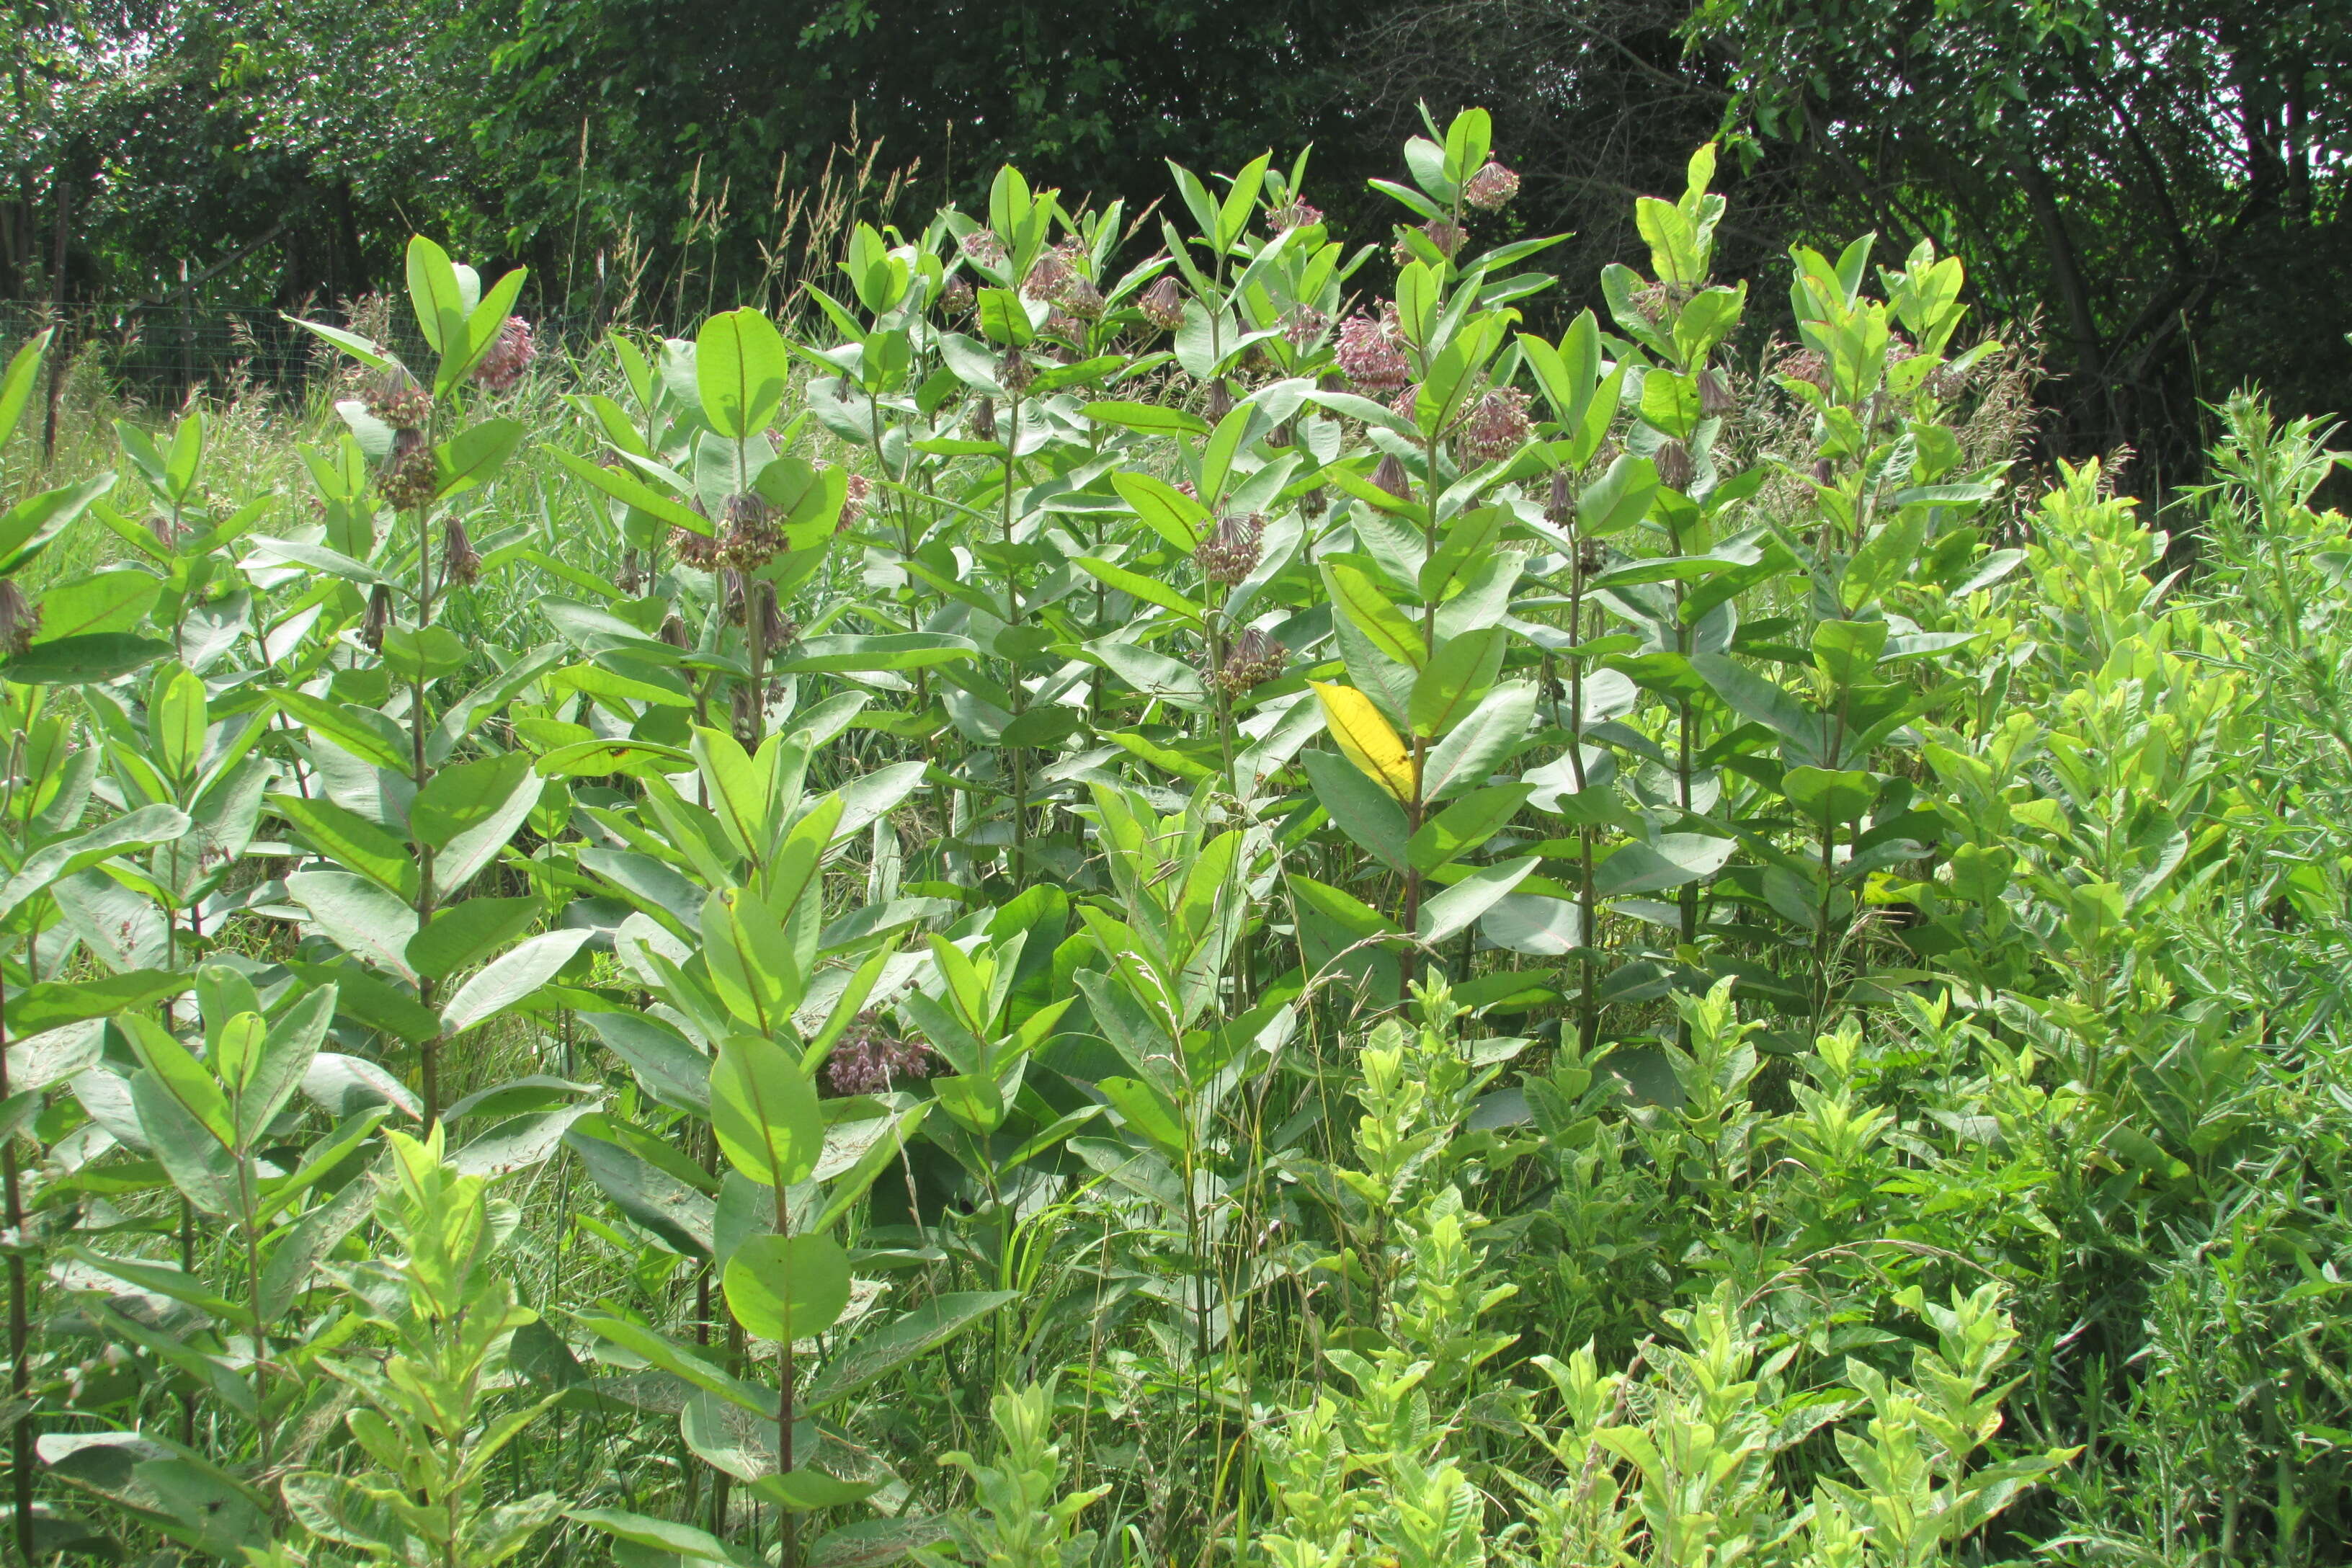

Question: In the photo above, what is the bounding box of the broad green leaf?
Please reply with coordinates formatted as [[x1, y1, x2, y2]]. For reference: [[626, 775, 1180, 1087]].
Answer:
[[435, 419, 525, 501], [1418, 682, 1534, 799], [440, 929, 592, 1036], [274, 795, 419, 902], [406, 235, 467, 354], [1408, 782, 1534, 873], [1110, 471, 1210, 553], [710, 1034, 824, 1188], [723, 1231, 852, 1342], [1074, 557, 1206, 624], [0, 803, 190, 922], [1322, 562, 1427, 669], [1408, 627, 1506, 738], [0, 329, 50, 453], [118, 1014, 233, 1148], [410, 751, 534, 850], [0, 475, 118, 575], [285, 870, 421, 980], [28, 571, 159, 643], [698, 309, 791, 437], [1417, 857, 1536, 944], [1301, 747, 1411, 873]]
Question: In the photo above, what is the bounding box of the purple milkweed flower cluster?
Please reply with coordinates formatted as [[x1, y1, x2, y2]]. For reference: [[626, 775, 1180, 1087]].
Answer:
[[960, 229, 1008, 266], [940, 275, 976, 314], [472, 316, 535, 391], [1193, 513, 1265, 586], [1139, 277, 1186, 330], [1336, 306, 1409, 392], [1281, 305, 1329, 351], [717, 492, 786, 571], [1458, 388, 1531, 466], [1207, 627, 1288, 695], [366, 371, 432, 430], [1463, 159, 1520, 212], [378, 429, 438, 511], [1266, 197, 1323, 233], [838, 471, 873, 535], [827, 1011, 935, 1095]]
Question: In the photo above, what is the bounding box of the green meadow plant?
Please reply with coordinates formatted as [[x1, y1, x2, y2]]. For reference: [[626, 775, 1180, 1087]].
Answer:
[[4, 103, 2350, 1568]]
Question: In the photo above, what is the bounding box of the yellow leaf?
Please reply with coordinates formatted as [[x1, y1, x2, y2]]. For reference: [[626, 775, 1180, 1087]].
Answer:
[[1312, 682, 1418, 803]]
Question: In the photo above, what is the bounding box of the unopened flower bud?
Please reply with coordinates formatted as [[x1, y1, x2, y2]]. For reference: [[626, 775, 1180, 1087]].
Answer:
[[0, 579, 39, 655], [1653, 439, 1694, 492], [1373, 453, 1412, 499], [148, 514, 188, 553], [1812, 457, 1836, 486], [1698, 368, 1737, 419], [974, 397, 998, 441], [1546, 469, 1574, 529], [998, 350, 1033, 395], [658, 612, 690, 649], [940, 275, 976, 314], [731, 681, 759, 744], [440, 518, 481, 587], [360, 583, 392, 650], [1205, 379, 1234, 423]]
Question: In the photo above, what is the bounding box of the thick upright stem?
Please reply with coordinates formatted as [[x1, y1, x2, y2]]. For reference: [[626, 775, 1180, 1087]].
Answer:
[[2, 981, 33, 1568], [1001, 391, 1028, 875], [772, 1183, 798, 1568]]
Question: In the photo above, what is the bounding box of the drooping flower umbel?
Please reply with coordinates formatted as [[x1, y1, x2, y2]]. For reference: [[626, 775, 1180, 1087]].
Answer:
[[1193, 514, 1265, 587], [1139, 277, 1186, 331], [1207, 627, 1288, 695], [717, 492, 785, 571], [1337, 306, 1410, 392], [471, 316, 535, 391], [1463, 159, 1520, 211], [1458, 388, 1532, 466], [827, 1012, 935, 1095], [378, 427, 438, 512]]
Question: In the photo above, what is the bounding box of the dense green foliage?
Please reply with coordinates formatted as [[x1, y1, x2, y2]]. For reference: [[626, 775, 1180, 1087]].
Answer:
[[4, 109, 2352, 1568]]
